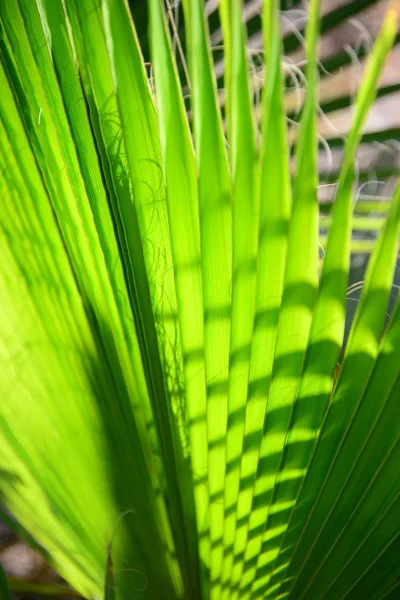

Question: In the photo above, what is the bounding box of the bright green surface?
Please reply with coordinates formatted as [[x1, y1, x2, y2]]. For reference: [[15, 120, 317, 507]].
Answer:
[[0, 1, 399, 599]]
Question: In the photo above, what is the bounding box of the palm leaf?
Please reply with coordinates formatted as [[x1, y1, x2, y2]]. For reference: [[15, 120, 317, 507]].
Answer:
[[0, 564, 11, 600], [0, 1, 399, 599]]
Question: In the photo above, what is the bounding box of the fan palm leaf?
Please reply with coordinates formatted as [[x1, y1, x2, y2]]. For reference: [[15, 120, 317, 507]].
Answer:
[[0, 1, 399, 599]]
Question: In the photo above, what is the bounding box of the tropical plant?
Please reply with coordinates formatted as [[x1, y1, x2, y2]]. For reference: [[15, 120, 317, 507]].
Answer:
[[0, 0, 399, 599]]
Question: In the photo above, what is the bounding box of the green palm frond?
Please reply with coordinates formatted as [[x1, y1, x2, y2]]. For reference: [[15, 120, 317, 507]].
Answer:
[[0, 563, 11, 600], [0, 1, 399, 599]]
